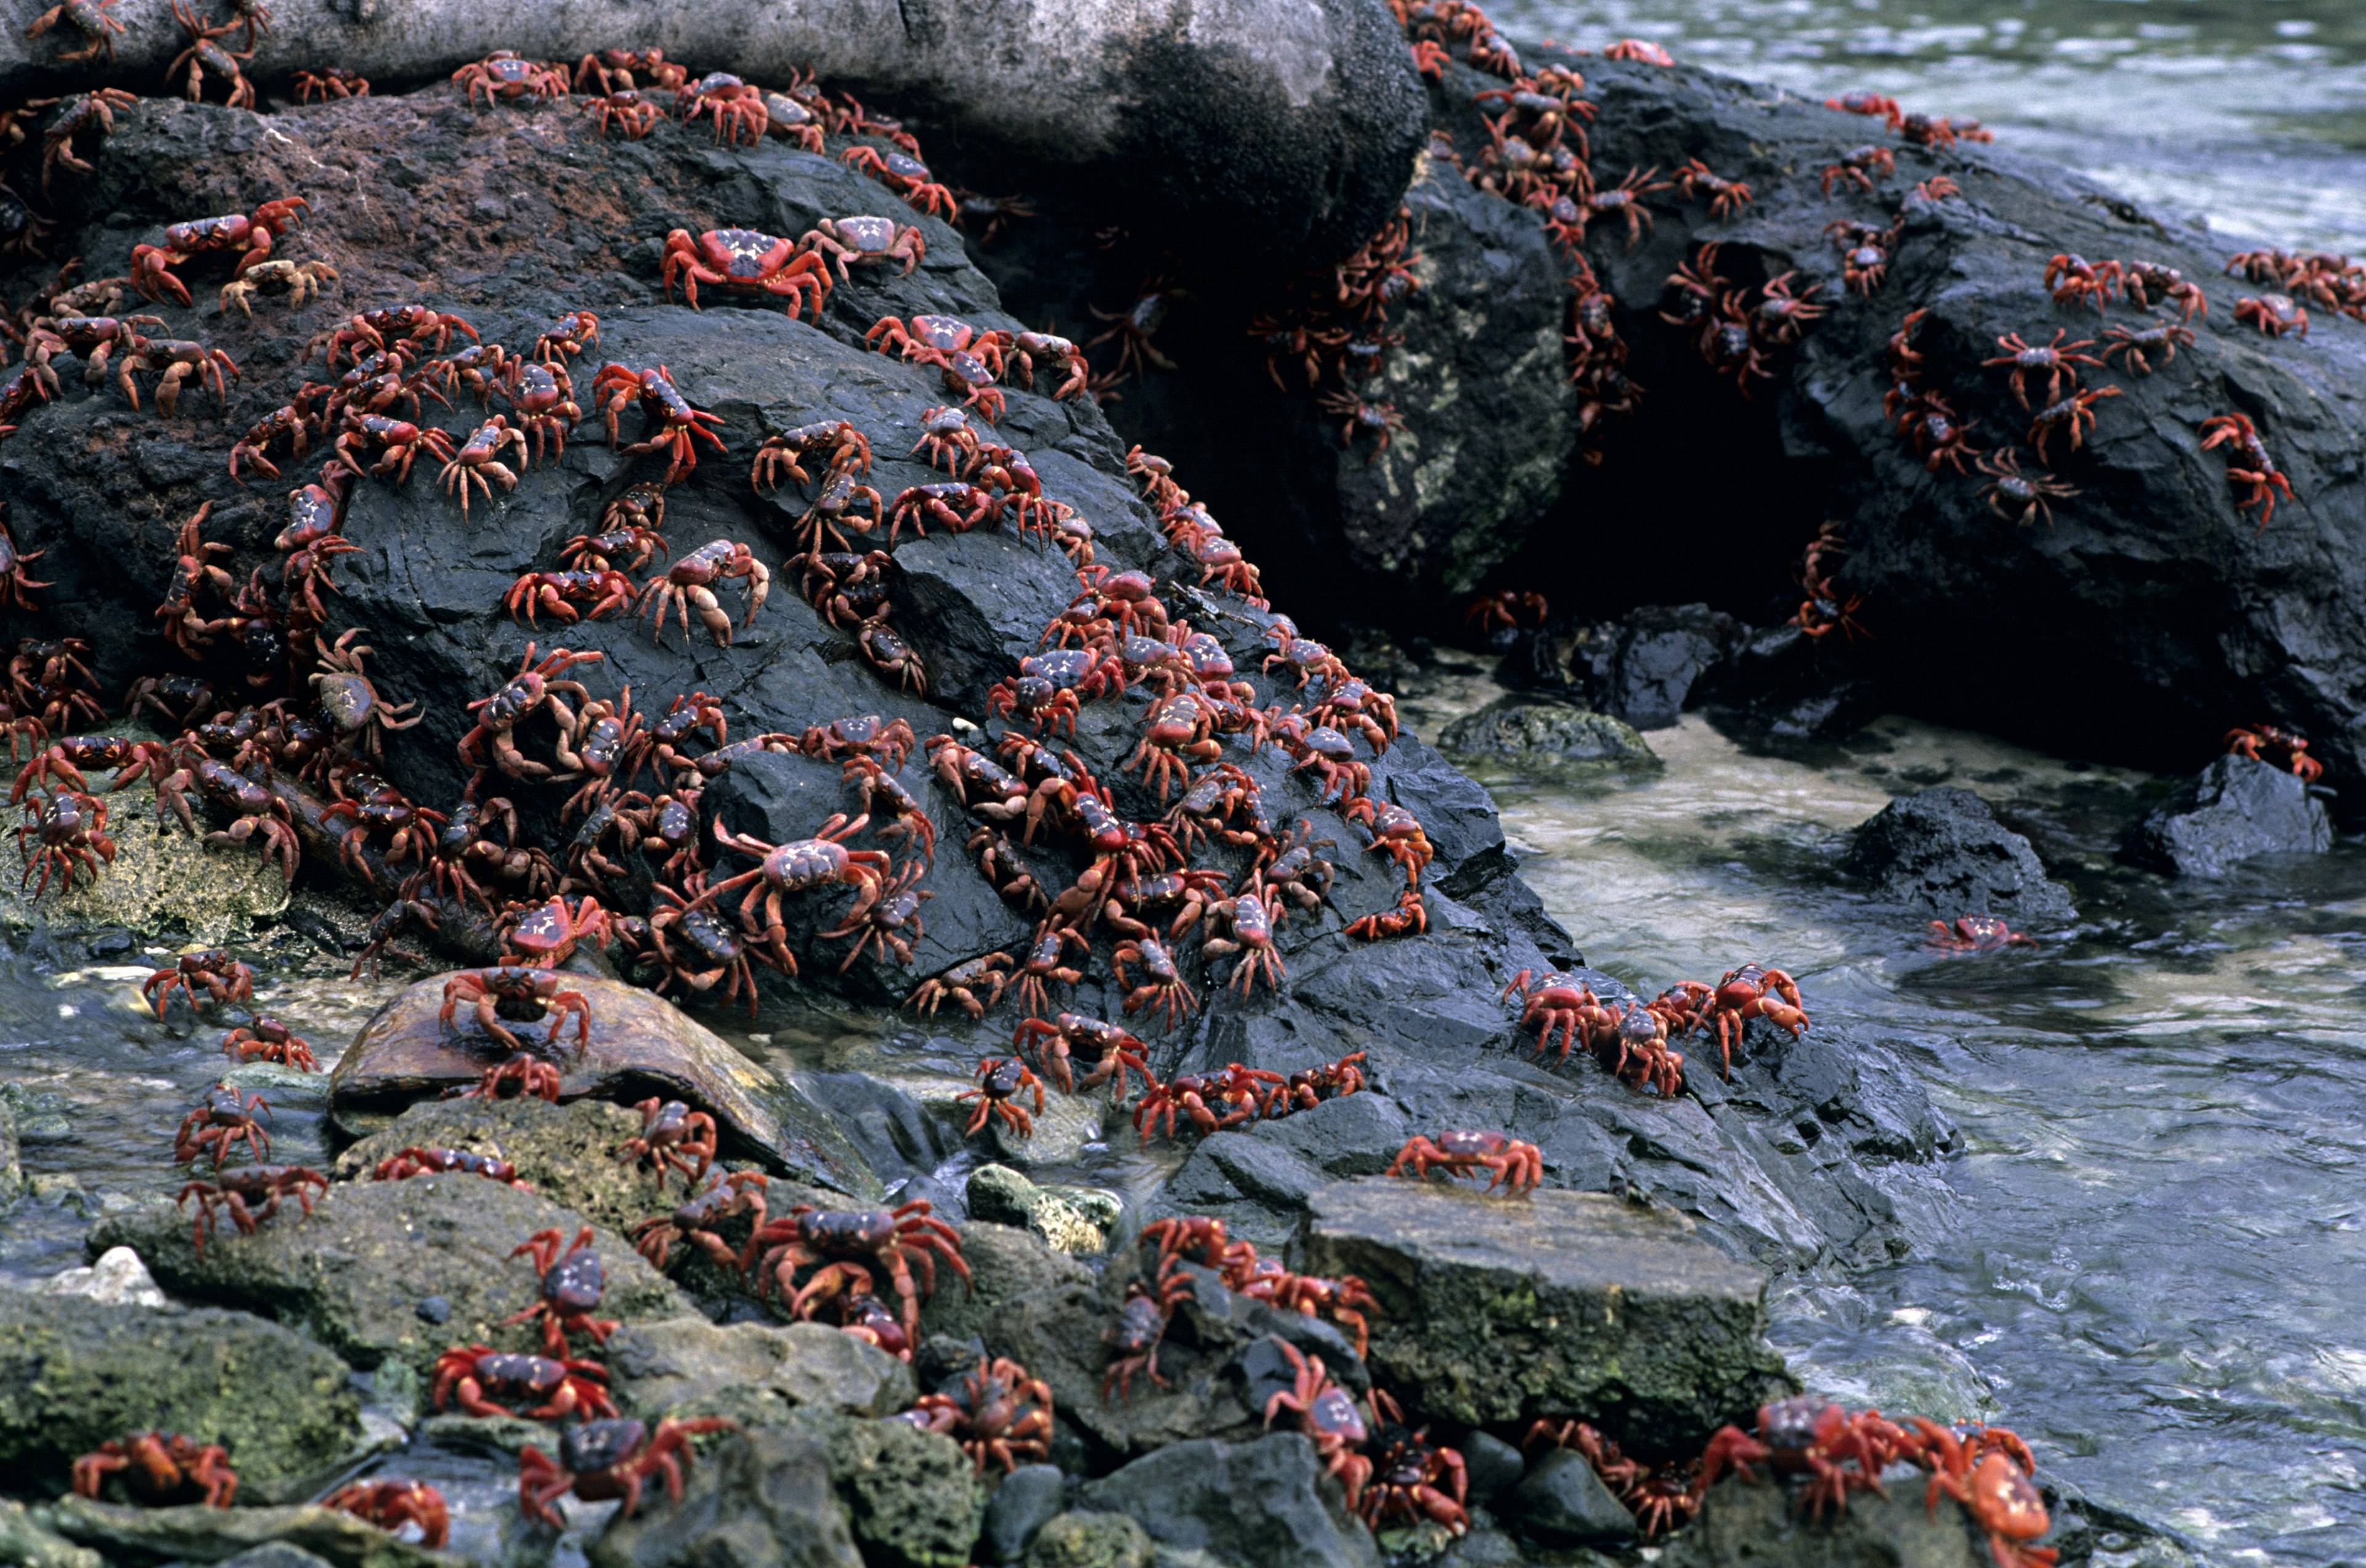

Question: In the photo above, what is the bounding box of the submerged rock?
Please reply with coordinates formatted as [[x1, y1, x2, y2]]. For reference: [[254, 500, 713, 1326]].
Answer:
[[1296, 1178, 1797, 1451], [1078, 1433, 1377, 1568], [2121, 755, 2333, 877], [589, 1424, 863, 1568], [1839, 787, 2075, 922], [0, 1292, 359, 1500], [92, 1174, 693, 1381], [328, 974, 871, 1195], [1437, 696, 1660, 770]]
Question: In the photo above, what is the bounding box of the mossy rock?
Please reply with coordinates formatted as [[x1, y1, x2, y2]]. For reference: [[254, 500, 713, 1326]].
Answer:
[[91, 1174, 694, 1381], [1437, 696, 1659, 770], [38, 1498, 459, 1568], [0, 818, 287, 944], [807, 1413, 985, 1568], [0, 1293, 359, 1501], [1026, 1513, 1153, 1568], [606, 1316, 916, 1426]]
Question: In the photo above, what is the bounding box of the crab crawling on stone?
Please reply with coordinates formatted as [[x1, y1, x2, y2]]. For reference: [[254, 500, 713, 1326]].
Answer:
[[176, 1163, 325, 1256], [901, 1355, 1054, 1473], [1927, 914, 2038, 954], [434, 1344, 617, 1421], [503, 1225, 619, 1357], [744, 1200, 970, 1337], [518, 1416, 736, 1529], [73, 1431, 236, 1507], [1387, 1130, 1542, 1194], [441, 967, 592, 1052]]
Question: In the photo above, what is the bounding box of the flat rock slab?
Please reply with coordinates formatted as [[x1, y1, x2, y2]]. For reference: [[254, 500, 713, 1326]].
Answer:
[[605, 1316, 915, 1425], [39, 1499, 460, 1568], [328, 973, 873, 1197], [93, 1174, 694, 1381], [2122, 755, 2333, 878], [1297, 1179, 1795, 1449]]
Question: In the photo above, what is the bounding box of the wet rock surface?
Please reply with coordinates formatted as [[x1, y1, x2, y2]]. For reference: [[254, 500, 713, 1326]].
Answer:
[[0, 1291, 359, 1498], [1577, 606, 1744, 733], [1298, 1179, 1795, 1450], [605, 1315, 916, 1424], [1840, 787, 2076, 922], [91, 1173, 694, 1379], [588, 1424, 863, 1568], [2121, 755, 2333, 877], [1661, 1477, 1985, 1568], [1437, 696, 1659, 770], [38, 1498, 457, 1568]]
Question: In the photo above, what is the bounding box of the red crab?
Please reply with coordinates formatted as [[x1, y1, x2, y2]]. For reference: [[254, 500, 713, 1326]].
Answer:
[[435, 1343, 619, 1423], [2225, 722, 2322, 782], [1820, 144, 1895, 195], [615, 1097, 717, 1185], [2026, 386, 2120, 465], [1134, 1063, 1285, 1141], [904, 954, 1015, 1020], [2100, 320, 2195, 376], [660, 229, 833, 317], [372, 1147, 529, 1184], [320, 1480, 448, 1547], [1203, 888, 1287, 996], [72, 1431, 235, 1508], [1387, 1130, 1543, 1193], [221, 1018, 317, 1071], [2198, 412, 2296, 529], [959, 1057, 1046, 1138], [800, 215, 926, 279], [629, 1169, 770, 1270], [694, 811, 895, 975], [841, 145, 957, 219], [503, 1225, 619, 1356], [593, 363, 728, 483], [25, 0, 126, 64], [1927, 914, 2039, 953], [1906, 1419, 2059, 1568], [2044, 253, 2122, 313], [463, 1052, 564, 1103], [1975, 449, 2077, 529], [166, 0, 255, 109], [1102, 1259, 1193, 1400], [1699, 1396, 1914, 1522], [2235, 293, 2308, 338], [678, 72, 769, 144], [1115, 935, 1200, 1030], [458, 643, 604, 780], [172, 1083, 272, 1167], [1359, 1394, 1468, 1535], [131, 197, 306, 306], [452, 51, 569, 105], [1316, 391, 1406, 461], [440, 967, 593, 1052], [1501, 969, 1613, 1062], [743, 1200, 972, 1336], [144, 949, 255, 1017], [639, 539, 771, 648], [518, 1416, 736, 1529], [175, 1164, 325, 1256], [902, 1355, 1055, 1473], [1983, 330, 2102, 411], [16, 787, 113, 897], [1012, 1013, 1153, 1099], [1701, 963, 1808, 1077]]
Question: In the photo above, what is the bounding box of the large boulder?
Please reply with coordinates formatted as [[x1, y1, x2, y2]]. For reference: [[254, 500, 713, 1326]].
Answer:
[[604, 1315, 917, 1426], [91, 1173, 695, 1381], [1661, 1476, 1988, 1568], [0, 0, 1422, 273], [1295, 1177, 1797, 1453], [589, 1425, 864, 1568], [2121, 755, 2333, 877], [1839, 787, 2076, 922], [0, 1292, 360, 1501]]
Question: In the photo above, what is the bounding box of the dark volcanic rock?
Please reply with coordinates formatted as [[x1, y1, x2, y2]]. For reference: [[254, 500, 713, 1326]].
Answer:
[[2121, 755, 2333, 877], [0, 0, 1421, 275], [1579, 604, 1742, 731], [1296, 1178, 1798, 1452], [1840, 787, 2076, 921], [979, 1464, 1067, 1566], [1078, 1433, 1378, 1568], [1503, 1448, 1639, 1547]]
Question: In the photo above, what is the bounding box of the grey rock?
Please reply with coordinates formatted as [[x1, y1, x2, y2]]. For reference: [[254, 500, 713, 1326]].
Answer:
[[39, 1499, 451, 1568], [1025, 1513, 1153, 1568], [800, 1073, 955, 1187], [1458, 1431, 1525, 1503], [1839, 787, 2075, 922], [1079, 1433, 1378, 1568], [917, 1221, 1094, 1345], [1296, 1178, 1797, 1451], [2121, 755, 2333, 877], [92, 1174, 694, 1381], [590, 1426, 863, 1568], [0, 1499, 100, 1568], [966, 1164, 1119, 1256], [981, 1464, 1068, 1566], [219, 1546, 341, 1568], [0, 1, 1421, 274], [1580, 605, 1741, 731], [1660, 1477, 1985, 1568], [607, 1316, 916, 1424], [1504, 1448, 1638, 1547], [815, 1415, 986, 1568], [1707, 628, 1884, 747], [19, 1246, 167, 1308], [1437, 696, 1659, 769], [0, 1293, 358, 1500], [0, 1088, 18, 1204]]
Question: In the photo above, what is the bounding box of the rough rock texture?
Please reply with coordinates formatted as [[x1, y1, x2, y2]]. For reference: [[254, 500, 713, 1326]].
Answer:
[[965, 1163, 1120, 1256], [1705, 628, 1885, 746], [1078, 1433, 1378, 1568], [37, 1499, 453, 1568], [0, 1292, 360, 1499], [328, 974, 870, 1193], [1437, 695, 1659, 770], [19, 1246, 168, 1307], [980, 1465, 1067, 1566], [0, 0, 1422, 274], [1296, 1179, 1797, 1453], [916, 1219, 1094, 1344], [1839, 787, 2076, 922], [2121, 755, 2333, 877], [91, 1173, 694, 1379], [1661, 1477, 1986, 1568], [330, 1095, 795, 1236], [1511, 52, 2366, 799], [0, 813, 286, 943], [1025, 1513, 1152, 1568], [1502, 1448, 1638, 1548], [813, 1415, 985, 1568], [590, 1425, 864, 1568], [0, 1501, 97, 1568], [1577, 606, 1743, 731], [605, 1315, 917, 1424], [0, 1092, 17, 1206]]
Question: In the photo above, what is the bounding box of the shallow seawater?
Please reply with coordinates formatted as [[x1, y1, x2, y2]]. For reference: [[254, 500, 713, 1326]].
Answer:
[[1466, 707, 2366, 1565], [1487, 0, 2366, 253]]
